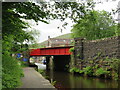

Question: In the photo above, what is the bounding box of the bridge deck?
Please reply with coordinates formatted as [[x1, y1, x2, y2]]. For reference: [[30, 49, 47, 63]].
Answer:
[[30, 46, 73, 56]]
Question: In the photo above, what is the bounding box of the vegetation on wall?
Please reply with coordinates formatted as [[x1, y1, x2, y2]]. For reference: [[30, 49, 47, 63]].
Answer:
[[69, 58, 120, 80], [69, 67, 80, 73], [83, 66, 93, 76], [94, 68, 110, 77]]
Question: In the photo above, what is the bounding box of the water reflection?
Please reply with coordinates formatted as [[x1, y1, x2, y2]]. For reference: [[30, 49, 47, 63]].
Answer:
[[44, 71, 118, 89]]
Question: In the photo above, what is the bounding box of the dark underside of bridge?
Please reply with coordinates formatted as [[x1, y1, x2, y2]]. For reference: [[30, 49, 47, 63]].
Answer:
[[46, 55, 70, 71]]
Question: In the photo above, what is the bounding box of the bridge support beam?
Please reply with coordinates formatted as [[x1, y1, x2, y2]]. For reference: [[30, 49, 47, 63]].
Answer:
[[46, 56, 54, 70], [46, 56, 54, 83]]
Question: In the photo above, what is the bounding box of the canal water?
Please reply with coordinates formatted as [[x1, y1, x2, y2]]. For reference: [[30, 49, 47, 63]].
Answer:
[[43, 70, 119, 89]]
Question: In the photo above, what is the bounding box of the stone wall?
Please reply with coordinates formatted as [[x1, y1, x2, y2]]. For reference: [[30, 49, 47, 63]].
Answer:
[[74, 36, 120, 68]]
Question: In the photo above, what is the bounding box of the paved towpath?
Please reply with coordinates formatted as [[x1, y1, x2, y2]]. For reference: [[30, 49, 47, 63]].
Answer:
[[20, 67, 56, 89]]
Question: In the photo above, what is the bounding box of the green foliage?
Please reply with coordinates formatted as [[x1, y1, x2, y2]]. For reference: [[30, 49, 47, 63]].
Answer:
[[94, 68, 109, 77], [38, 69, 47, 77], [69, 67, 84, 74], [38, 69, 49, 79], [69, 67, 80, 73], [70, 58, 120, 80], [19, 61, 29, 68], [112, 72, 118, 80], [70, 66, 94, 76], [38, 69, 45, 74], [71, 10, 118, 40], [115, 23, 120, 36], [51, 81, 57, 86], [89, 60, 94, 64], [69, 47, 74, 53], [109, 58, 120, 72], [2, 2, 35, 54], [83, 66, 93, 76], [2, 54, 24, 88], [94, 65, 99, 69], [77, 54, 80, 57]]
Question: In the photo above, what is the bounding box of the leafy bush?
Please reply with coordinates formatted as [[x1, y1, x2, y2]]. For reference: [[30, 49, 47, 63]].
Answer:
[[19, 61, 29, 68], [112, 72, 118, 80], [83, 66, 93, 76], [94, 67, 109, 77], [110, 58, 120, 72], [51, 81, 57, 86], [69, 47, 74, 53], [69, 67, 84, 74], [69, 67, 80, 73], [2, 54, 24, 88], [38, 69, 49, 79], [38, 69, 44, 74], [79, 70, 84, 74]]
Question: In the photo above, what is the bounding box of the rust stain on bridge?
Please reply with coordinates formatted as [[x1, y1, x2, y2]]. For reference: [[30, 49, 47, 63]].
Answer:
[[30, 46, 73, 56]]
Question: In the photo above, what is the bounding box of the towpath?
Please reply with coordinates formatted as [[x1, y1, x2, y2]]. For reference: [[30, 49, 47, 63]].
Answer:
[[20, 67, 56, 89]]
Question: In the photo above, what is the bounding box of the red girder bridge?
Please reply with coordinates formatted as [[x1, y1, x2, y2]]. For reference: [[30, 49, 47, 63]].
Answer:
[[30, 46, 73, 71], [30, 46, 73, 56]]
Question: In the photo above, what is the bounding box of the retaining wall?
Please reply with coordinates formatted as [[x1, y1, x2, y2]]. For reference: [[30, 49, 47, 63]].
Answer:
[[74, 36, 120, 68]]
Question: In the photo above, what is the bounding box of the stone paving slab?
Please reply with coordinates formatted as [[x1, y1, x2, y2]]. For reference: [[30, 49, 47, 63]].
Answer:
[[20, 67, 56, 89]]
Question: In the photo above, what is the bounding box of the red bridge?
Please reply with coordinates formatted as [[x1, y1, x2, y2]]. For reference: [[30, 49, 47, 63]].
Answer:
[[30, 46, 73, 56]]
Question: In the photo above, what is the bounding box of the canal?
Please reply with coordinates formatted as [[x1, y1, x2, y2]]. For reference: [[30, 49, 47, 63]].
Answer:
[[42, 70, 119, 89]]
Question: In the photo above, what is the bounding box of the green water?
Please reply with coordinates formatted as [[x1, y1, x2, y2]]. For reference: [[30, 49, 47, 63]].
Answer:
[[44, 70, 119, 89]]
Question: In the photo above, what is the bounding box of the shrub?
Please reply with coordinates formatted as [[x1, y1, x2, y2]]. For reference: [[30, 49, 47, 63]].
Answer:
[[19, 61, 29, 68], [79, 70, 84, 74], [69, 47, 74, 53], [38, 69, 44, 74], [94, 67, 109, 77], [51, 81, 57, 86], [69, 67, 84, 74], [69, 67, 80, 73], [112, 72, 118, 80], [2, 54, 23, 88], [69, 67, 75, 73], [37, 69, 49, 79], [110, 58, 120, 72], [83, 66, 93, 76]]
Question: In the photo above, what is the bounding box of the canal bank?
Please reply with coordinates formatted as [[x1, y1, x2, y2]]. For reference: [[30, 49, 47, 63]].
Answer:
[[20, 67, 56, 89]]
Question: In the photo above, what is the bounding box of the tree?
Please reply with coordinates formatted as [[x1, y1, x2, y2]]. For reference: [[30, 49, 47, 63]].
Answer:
[[71, 10, 118, 40]]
